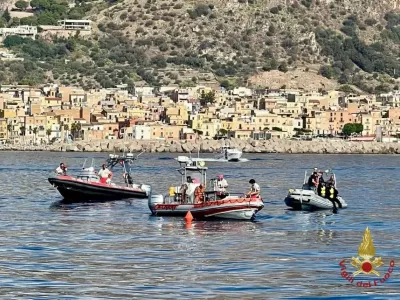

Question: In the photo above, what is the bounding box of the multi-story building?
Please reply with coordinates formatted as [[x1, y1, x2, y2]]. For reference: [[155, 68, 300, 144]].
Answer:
[[0, 118, 7, 142], [132, 125, 151, 140], [0, 25, 37, 41], [57, 20, 92, 31]]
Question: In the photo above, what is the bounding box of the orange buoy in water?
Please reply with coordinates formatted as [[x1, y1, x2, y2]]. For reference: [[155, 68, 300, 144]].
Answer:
[[184, 211, 193, 223]]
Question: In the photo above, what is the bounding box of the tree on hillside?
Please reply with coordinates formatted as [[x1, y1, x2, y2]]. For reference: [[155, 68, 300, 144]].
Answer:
[[2, 8, 11, 23], [32, 127, 38, 144], [46, 128, 52, 143], [3, 35, 27, 48], [7, 123, 12, 140], [30, 0, 49, 10], [71, 122, 82, 140], [319, 65, 335, 79], [199, 90, 215, 106], [278, 61, 288, 73], [218, 128, 227, 135], [342, 123, 363, 136], [15, 0, 29, 10], [20, 126, 26, 136]]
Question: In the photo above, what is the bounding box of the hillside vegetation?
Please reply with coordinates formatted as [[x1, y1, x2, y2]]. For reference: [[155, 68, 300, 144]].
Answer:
[[1, 0, 400, 92]]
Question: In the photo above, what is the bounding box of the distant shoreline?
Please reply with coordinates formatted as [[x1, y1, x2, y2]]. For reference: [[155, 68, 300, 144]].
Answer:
[[1, 138, 399, 155]]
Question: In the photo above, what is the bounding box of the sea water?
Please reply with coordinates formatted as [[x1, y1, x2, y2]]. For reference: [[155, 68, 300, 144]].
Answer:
[[0, 151, 399, 298]]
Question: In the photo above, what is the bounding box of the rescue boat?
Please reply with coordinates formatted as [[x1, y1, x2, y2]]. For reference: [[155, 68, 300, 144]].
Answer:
[[49, 152, 151, 202], [149, 156, 264, 220], [284, 169, 347, 211]]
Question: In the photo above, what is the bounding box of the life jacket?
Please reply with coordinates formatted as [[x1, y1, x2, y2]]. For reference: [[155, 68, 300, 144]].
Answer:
[[320, 186, 326, 197], [169, 186, 175, 196], [329, 188, 335, 199]]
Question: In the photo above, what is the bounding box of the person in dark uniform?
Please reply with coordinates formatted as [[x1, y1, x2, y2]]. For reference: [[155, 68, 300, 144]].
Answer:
[[317, 170, 325, 185], [327, 181, 342, 213], [308, 171, 318, 189]]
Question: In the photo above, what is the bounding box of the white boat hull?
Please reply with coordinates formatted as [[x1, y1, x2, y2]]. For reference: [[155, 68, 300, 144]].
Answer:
[[149, 195, 264, 220], [215, 149, 242, 161], [206, 208, 258, 220], [285, 188, 347, 210], [226, 150, 242, 162]]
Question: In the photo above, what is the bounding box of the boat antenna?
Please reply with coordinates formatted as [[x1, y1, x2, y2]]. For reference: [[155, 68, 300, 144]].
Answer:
[[82, 158, 87, 169], [135, 150, 145, 160]]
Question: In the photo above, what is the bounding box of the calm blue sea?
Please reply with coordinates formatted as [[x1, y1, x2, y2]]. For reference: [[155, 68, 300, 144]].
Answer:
[[0, 151, 399, 299]]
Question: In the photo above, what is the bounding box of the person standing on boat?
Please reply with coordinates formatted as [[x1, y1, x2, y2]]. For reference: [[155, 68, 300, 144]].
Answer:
[[194, 184, 205, 203], [246, 179, 260, 198], [318, 170, 325, 184], [216, 174, 228, 197], [217, 174, 228, 191], [308, 171, 319, 189], [55, 163, 67, 175], [98, 164, 112, 184], [327, 175, 335, 188]]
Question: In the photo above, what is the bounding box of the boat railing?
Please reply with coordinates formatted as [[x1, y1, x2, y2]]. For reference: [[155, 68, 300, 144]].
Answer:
[[164, 191, 250, 204]]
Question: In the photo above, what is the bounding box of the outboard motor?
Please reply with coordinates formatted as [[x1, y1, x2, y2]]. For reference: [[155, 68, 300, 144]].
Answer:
[[149, 194, 164, 214], [141, 184, 152, 197]]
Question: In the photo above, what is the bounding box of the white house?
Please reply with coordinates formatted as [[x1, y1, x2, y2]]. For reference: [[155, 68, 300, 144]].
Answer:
[[132, 125, 151, 140], [57, 20, 92, 31], [0, 25, 37, 41]]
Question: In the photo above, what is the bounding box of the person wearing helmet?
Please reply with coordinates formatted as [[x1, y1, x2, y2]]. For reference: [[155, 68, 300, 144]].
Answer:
[[246, 179, 260, 198]]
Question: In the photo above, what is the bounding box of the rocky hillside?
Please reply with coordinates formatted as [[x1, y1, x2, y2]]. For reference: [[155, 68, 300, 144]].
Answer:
[[1, 0, 400, 92]]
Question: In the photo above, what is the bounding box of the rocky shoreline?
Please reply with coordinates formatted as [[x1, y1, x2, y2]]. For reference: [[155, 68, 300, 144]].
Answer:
[[1, 138, 400, 154]]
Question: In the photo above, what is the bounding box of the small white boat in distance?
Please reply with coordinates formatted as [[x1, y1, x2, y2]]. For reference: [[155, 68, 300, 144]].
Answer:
[[149, 156, 264, 220], [215, 146, 242, 162], [284, 169, 347, 211]]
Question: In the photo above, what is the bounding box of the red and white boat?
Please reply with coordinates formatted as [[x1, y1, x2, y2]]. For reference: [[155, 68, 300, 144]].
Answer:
[[148, 156, 264, 220]]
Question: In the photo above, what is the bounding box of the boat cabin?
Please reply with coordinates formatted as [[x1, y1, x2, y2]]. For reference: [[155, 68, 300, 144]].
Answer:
[[167, 156, 225, 203]]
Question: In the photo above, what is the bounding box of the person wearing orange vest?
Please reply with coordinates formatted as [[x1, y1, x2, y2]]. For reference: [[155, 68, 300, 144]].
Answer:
[[194, 184, 205, 203]]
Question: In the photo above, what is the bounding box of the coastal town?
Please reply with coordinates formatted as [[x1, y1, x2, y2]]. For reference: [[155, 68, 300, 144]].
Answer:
[[0, 82, 400, 147], [0, 17, 400, 149]]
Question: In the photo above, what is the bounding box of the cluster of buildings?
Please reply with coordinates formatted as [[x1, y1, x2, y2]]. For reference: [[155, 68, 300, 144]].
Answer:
[[0, 82, 400, 145]]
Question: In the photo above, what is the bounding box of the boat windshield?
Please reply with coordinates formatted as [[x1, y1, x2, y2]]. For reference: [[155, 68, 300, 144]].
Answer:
[[77, 167, 99, 182]]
